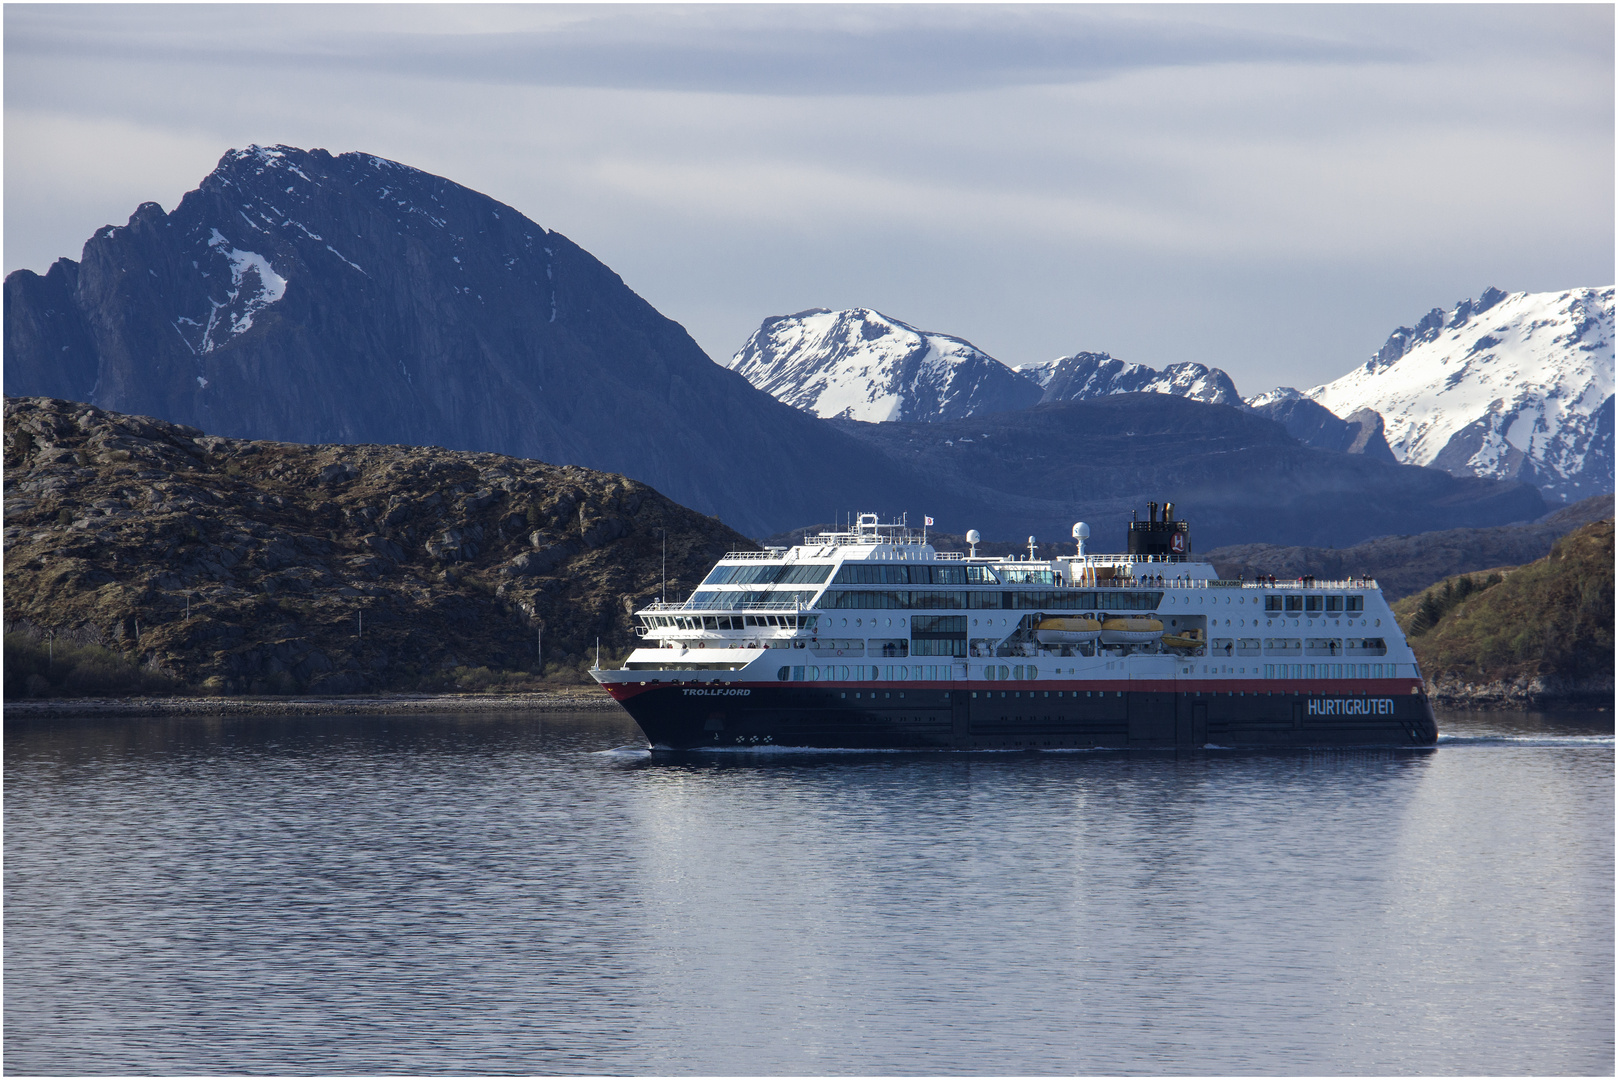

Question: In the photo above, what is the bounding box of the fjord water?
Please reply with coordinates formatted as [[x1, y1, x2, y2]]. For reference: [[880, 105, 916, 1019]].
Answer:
[[6, 709, 1611, 1075]]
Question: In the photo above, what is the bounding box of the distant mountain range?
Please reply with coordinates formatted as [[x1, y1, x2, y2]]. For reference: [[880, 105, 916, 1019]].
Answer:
[[727, 290, 1614, 502], [729, 309, 1244, 422], [824, 394, 1544, 553], [1, 144, 1559, 547]]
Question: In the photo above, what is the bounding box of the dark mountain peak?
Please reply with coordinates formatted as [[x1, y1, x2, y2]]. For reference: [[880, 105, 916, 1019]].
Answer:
[[4, 144, 928, 536]]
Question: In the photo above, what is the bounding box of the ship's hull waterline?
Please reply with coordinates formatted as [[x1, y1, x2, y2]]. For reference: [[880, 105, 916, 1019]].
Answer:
[[605, 679, 1439, 751]]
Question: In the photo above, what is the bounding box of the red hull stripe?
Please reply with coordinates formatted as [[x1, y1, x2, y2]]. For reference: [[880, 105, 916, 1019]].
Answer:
[[602, 679, 1422, 702]]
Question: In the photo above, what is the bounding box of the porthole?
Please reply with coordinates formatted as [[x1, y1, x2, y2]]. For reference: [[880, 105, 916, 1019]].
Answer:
[[841, 618, 847, 627]]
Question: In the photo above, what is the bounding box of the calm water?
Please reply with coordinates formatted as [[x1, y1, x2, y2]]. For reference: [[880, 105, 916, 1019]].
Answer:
[[5, 707, 1612, 1075]]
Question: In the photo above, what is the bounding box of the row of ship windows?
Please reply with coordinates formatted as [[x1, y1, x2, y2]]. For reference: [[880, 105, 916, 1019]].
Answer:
[[700, 563, 1034, 587], [1209, 637, 1388, 656], [818, 589, 1162, 610], [775, 663, 1401, 683], [1204, 664, 1398, 679], [651, 614, 810, 630], [700, 562, 1014, 586], [780, 665, 954, 682]]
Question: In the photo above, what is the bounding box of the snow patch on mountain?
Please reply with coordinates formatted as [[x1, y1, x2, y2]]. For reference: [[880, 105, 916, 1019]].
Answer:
[[1305, 286, 1614, 502], [178, 228, 287, 354], [727, 308, 1041, 422]]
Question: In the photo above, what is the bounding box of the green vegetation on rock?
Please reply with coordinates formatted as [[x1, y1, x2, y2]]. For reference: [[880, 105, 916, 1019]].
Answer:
[[1393, 519, 1614, 704], [1206, 494, 1611, 601], [4, 396, 755, 698]]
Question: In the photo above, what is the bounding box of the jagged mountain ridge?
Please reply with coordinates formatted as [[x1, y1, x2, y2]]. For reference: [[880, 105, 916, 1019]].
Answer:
[[727, 308, 1245, 422], [1, 145, 923, 538], [1304, 286, 1615, 502], [727, 308, 1041, 422], [1016, 352, 1242, 406]]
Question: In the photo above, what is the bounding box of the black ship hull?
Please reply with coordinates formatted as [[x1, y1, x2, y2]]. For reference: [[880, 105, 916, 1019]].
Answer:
[[606, 679, 1439, 750]]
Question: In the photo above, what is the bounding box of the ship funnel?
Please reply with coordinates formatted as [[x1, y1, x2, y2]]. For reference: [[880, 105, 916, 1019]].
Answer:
[[1148, 501, 1159, 523], [1164, 501, 1175, 522]]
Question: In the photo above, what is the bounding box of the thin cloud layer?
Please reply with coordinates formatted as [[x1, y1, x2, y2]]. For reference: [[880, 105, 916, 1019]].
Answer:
[[12, 5, 1407, 95]]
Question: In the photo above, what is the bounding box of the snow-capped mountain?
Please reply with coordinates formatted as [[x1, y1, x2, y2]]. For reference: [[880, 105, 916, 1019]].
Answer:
[[1017, 352, 1242, 406], [1304, 287, 1614, 502], [727, 308, 1042, 422], [729, 311, 1248, 423]]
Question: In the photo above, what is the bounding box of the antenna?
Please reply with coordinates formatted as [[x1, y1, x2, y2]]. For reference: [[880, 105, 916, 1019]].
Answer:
[[1028, 535, 1037, 561]]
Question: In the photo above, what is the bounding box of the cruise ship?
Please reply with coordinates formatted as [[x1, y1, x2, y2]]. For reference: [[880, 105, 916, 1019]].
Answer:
[[592, 508, 1439, 750]]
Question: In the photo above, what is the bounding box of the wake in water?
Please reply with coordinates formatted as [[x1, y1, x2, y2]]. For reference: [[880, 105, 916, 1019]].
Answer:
[[1437, 733, 1615, 748]]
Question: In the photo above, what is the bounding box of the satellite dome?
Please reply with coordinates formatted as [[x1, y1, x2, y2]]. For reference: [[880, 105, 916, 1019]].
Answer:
[[1072, 522, 1090, 540], [965, 529, 981, 544]]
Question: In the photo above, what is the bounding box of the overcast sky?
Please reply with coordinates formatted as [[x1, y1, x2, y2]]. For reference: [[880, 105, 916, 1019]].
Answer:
[[5, 4, 1612, 395]]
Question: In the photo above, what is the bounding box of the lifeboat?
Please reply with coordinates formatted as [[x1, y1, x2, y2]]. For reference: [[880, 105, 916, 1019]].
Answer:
[[1035, 616, 1101, 645], [1099, 617, 1164, 645], [1161, 631, 1203, 650]]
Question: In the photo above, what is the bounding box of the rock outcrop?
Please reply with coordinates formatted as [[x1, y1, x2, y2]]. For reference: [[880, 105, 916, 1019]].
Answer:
[[3, 396, 753, 695]]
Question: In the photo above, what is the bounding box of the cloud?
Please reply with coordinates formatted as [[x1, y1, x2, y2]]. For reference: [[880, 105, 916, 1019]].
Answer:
[[10, 4, 1409, 96]]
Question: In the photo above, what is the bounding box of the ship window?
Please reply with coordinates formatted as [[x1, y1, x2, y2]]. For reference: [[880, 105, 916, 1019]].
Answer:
[[1305, 595, 1323, 612], [1325, 596, 1344, 612], [1284, 595, 1303, 612], [1264, 596, 1283, 612], [1346, 595, 1364, 612]]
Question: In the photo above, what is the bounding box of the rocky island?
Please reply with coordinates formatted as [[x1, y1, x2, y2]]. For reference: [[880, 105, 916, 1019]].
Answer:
[[4, 396, 753, 699]]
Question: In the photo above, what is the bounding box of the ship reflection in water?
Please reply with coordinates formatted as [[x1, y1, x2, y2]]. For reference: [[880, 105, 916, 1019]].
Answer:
[[4, 708, 1610, 1074]]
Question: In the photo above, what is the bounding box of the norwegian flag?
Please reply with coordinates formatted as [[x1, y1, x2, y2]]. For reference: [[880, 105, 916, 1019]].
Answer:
[[924, 516, 934, 526]]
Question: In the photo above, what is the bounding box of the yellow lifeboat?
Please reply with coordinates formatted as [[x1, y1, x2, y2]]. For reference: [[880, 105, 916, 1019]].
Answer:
[[1035, 616, 1101, 645], [1161, 630, 1204, 650], [1099, 617, 1164, 645]]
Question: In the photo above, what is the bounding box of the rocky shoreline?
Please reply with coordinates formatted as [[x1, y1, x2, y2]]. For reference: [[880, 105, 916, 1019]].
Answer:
[[4, 688, 622, 719], [1427, 675, 1614, 710]]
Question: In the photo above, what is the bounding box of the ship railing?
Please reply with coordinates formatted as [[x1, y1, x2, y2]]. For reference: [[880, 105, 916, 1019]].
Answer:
[[1077, 575, 1380, 590], [1144, 577, 1378, 589], [722, 550, 781, 560], [1235, 578, 1379, 590], [1073, 553, 1189, 566]]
